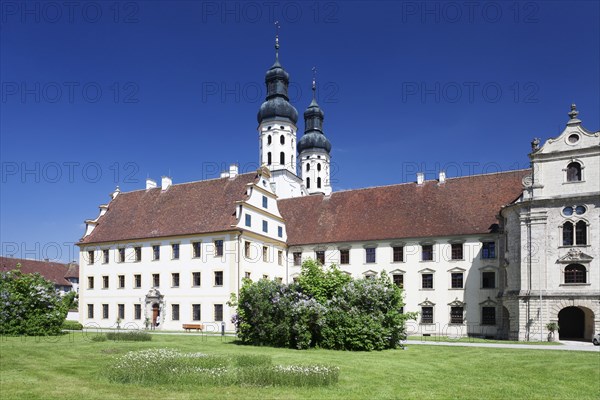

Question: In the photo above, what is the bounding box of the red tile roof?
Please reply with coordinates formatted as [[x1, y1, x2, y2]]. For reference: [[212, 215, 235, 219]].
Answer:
[[0, 257, 75, 287], [79, 173, 258, 244], [278, 170, 528, 246]]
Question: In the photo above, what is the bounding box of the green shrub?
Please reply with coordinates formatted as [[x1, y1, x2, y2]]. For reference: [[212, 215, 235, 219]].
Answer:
[[106, 330, 152, 341], [0, 267, 68, 336], [62, 320, 83, 330], [233, 354, 271, 368]]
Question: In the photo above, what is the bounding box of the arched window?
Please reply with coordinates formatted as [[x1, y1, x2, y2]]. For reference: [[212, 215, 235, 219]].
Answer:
[[566, 162, 581, 182], [306, 163, 310, 172], [279, 152, 285, 165], [280, 135, 285, 145], [562, 222, 574, 246], [267, 135, 272, 145], [317, 163, 321, 171], [267, 152, 272, 165], [575, 221, 587, 245], [564, 264, 586, 284], [317, 177, 322, 188], [306, 177, 311, 188]]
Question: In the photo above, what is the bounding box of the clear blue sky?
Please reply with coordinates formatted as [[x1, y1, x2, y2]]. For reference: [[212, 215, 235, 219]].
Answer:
[[1, 1, 599, 262]]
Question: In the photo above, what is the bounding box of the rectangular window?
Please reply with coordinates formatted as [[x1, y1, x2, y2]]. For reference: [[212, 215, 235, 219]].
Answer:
[[118, 304, 125, 320], [134, 274, 141, 288], [422, 273, 433, 289], [482, 271, 496, 289], [451, 244, 463, 260], [214, 240, 223, 256], [88, 250, 95, 265], [118, 275, 125, 289], [262, 220, 268, 233], [152, 245, 160, 261], [393, 246, 404, 262], [192, 304, 201, 321], [482, 307, 496, 325], [214, 304, 223, 322], [87, 304, 94, 318], [275, 277, 283, 283], [102, 276, 109, 289], [244, 241, 251, 258], [172, 304, 180, 321], [172, 243, 180, 259], [365, 247, 376, 263], [88, 276, 94, 289], [134, 247, 141, 262], [152, 273, 160, 287], [422, 245, 433, 261], [340, 249, 350, 265], [278, 250, 283, 266], [193, 242, 201, 258], [316, 250, 325, 265], [172, 273, 180, 287], [482, 242, 496, 259], [293, 252, 302, 266], [102, 304, 109, 319], [102, 249, 109, 264], [450, 307, 464, 324], [214, 271, 223, 286], [244, 272, 251, 280], [118, 248, 125, 263], [421, 306, 433, 324], [451, 272, 464, 289], [192, 272, 201, 287], [245, 214, 251, 227], [262, 195, 268, 208], [278, 226, 283, 238], [393, 274, 404, 288], [262, 246, 268, 262], [134, 304, 141, 320], [262, 274, 269, 280]]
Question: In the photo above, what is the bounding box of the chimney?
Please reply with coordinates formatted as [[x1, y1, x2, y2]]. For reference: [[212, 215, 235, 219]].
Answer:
[[229, 164, 239, 179], [161, 176, 172, 191], [438, 171, 446, 184], [146, 178, 157, 190], [416, 172, 425, 185]]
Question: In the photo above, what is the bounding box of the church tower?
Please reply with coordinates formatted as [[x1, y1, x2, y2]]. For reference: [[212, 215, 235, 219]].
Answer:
[[257, 25, 298, 176], [298, 70, 332, 195]]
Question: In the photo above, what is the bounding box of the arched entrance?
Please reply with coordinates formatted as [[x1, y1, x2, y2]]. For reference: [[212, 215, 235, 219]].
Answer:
[[558, 307, 584, 339], [152, 303, 160, 329]]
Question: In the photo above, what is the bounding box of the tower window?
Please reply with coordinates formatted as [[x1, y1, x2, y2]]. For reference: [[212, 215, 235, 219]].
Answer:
[[280, 152, 285, 165], [564, 264, 586, 284], [306, 163, 310, 172], [280, 135, 285, 145], [317, 177, 322, 188], [267, 135, 272, 145], [317, 163, 321, 171], [563, 222, 574, 246], [575, 221, 587, 245], [306, 177, 310, 188], [566, 162, 582, 182], [267, 152, 272, 165]]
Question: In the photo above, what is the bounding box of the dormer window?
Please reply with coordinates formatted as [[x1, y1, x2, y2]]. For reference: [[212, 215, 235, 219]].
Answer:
[[566, 162, 582, 182]]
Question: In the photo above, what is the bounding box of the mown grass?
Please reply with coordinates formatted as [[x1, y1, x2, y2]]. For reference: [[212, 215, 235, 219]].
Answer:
[[1, 332, 598, 399], [407, 335, 560, 345]]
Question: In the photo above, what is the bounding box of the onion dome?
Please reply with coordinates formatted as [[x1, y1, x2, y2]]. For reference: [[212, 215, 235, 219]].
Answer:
[[257, 28, 298, 125], [297, 70, 331, 154]]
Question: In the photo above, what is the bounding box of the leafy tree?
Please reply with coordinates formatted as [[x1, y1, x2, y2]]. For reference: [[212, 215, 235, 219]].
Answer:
[[297, 259, 351, 303], [0, 265, 68, 335]]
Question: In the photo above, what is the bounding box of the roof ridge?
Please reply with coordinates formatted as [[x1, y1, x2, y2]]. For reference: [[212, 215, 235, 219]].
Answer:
[[297, 168, 531, 196]]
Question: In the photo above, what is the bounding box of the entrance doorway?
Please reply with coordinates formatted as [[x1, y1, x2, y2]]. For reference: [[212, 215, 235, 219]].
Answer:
[[152, 303, 160, 329], [558, 307, 584, 339]]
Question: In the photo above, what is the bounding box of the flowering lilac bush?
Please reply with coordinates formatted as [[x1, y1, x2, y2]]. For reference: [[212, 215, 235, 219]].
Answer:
[[0, 267, 68, 336], [232, 261, 416, 351]]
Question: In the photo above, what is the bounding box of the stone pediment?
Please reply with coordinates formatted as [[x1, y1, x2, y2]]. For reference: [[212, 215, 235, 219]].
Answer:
[[556, 248, 593, 264]]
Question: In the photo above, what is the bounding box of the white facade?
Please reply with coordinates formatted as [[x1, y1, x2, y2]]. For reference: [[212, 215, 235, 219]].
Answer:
[[500, 106, 600, 341], [300, 149, 332, 195]]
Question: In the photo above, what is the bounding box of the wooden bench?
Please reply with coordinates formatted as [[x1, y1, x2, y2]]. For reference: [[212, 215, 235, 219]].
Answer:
[[182, 324, 203, 332]]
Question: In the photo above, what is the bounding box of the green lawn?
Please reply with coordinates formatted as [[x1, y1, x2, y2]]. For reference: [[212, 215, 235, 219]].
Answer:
[[1, 332, 598, 399]]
